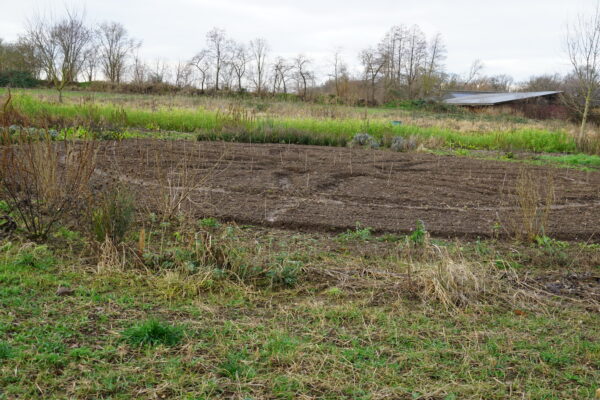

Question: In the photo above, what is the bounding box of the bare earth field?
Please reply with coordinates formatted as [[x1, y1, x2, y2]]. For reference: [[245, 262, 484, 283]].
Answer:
[[95, 139, 600, 241]]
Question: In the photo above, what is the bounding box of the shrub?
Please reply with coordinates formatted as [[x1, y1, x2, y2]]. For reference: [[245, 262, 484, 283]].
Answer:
[[0, 70, 40, 88], [91, 188, 135, 243], [121, 319, 183, 347], [0, 106, 97, 240]]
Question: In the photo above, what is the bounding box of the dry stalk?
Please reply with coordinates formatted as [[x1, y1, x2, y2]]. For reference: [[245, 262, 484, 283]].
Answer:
[[498, 167, 555, 242], [145, 143, 228, 221], [96, 236, 124, 273]]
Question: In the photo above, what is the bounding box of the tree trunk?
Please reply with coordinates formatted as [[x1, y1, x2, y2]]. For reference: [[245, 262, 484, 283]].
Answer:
[[579, 87, 592, 144]]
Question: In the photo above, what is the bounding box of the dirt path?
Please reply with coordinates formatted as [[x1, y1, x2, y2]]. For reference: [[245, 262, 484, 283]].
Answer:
[[94, 139, 600, 241]]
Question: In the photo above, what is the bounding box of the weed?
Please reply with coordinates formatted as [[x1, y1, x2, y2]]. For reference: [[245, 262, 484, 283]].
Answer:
[[91, 188, 135, 244], [408, 220, 428, 246], [121, 319, 183, 347], [266, 259, 302, 288], [198, 217, 221, 229], [337, 223, 372, 242]]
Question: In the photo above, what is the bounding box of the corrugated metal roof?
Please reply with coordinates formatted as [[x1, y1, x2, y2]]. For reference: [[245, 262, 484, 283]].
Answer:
[[444, 91, 497, 99], [444, 91, 562, 106]]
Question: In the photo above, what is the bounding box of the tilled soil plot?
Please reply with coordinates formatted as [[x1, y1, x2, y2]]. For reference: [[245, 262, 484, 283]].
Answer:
[[94, 139, 600, 241]]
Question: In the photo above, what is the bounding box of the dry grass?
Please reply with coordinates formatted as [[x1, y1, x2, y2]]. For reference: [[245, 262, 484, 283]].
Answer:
[[498, 167, 555, 242], [514, 168, 555, 242], [409, 254, 501, 311]]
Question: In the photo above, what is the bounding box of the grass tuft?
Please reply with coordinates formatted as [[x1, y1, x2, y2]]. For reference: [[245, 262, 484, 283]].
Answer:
[[0, 342, 13, 360], [121, 319, 183, 347], [12, 244, 56, 269]]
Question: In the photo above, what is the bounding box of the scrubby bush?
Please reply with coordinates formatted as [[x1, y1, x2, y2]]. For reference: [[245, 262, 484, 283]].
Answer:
[[0, 96, 97, 240]]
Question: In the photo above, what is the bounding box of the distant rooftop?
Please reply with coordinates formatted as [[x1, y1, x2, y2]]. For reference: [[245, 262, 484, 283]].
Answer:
[[443, 91, 562, 106]]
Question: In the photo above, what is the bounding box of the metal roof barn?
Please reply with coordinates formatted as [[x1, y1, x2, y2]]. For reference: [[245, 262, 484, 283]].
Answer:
[[443, 91, 562, 106]]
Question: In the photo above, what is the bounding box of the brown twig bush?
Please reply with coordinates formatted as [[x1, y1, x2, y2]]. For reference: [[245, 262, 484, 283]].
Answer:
[[0, 132, 97, 240]]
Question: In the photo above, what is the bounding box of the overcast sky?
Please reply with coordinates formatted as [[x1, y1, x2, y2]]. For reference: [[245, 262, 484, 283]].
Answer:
[[1, 0, 597, 82]]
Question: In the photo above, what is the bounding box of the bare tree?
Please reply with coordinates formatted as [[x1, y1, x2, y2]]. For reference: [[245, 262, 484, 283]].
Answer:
[[376, 25, 446, 99], [293, 54, 313, 99], [230, 43, 248, 92], [131, 52, 146, 86], [566, 3, 600, 143], [329, 48, 349, 98], [174, 60, 192, 88], [465, 59, 484, 86], [403, 25, 428, 98], [206, 28, 230, 90], [24, 8, 92, 102], [487, 74, 514, 91], [360, 47, 386, 104], [422, 33, 447, 96], [250, 38, 269, 95], [521, 74, 563, 91], [378, 25, 407, 94], [147, 58, 168, 84], [189, 49, 211, 92], [272, 57, 293, 94], [82, 45, 98, 83], [97, 21, 140, 84]]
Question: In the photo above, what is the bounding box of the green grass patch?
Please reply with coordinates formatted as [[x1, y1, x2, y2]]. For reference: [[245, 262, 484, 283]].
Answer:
[[8, 94, 579, 153], [121, 320, 184, 347], [0, 215, 599, 399], [535, 153, 600, 169]]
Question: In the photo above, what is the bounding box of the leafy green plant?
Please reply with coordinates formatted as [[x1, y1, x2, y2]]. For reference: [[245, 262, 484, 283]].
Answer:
[[198, 217, 221, 228], [266, 259, 302, 288], [121, 320, 183, 347], [408, 220, 427, 246], [337, 223, 372, 242]]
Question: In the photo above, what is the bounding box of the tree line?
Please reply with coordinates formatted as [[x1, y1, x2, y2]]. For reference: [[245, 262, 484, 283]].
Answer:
[[0, 7, 547, 104], [0, 5, 599, 138]]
